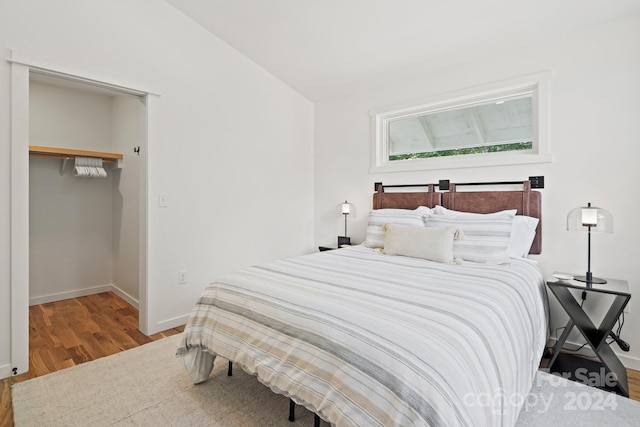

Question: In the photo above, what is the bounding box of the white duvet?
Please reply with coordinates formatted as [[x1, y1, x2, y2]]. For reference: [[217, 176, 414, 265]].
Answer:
[[177, 245, 548, 427]]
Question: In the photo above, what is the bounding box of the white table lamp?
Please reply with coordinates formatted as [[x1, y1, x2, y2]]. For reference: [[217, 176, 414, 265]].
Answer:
[[567, 202, 613, 285], [337, 200, 356, 246]]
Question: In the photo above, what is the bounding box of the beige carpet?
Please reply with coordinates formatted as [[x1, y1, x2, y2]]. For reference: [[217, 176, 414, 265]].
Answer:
[[12, 334, 317, 426], [12, 334, 640, 426]]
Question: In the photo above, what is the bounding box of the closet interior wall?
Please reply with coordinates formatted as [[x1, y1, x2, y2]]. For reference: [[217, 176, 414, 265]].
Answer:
[[28, 78, 142, 307]]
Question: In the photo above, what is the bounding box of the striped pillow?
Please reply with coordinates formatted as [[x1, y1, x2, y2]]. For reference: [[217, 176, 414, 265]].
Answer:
[[364, 207, 431, 249], [426, 215, 514, 263]]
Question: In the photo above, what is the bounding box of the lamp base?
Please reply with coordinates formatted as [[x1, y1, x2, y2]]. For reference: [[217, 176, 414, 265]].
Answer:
[[337, 236, 351, 246], [574, 275, 607, 285]]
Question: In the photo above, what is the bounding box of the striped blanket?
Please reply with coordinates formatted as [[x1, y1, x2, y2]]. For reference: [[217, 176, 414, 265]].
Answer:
[[177, 245, 547, 427]]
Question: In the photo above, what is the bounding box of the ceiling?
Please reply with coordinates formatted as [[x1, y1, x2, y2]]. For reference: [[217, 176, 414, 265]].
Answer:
[[166, 0, 640, 102]]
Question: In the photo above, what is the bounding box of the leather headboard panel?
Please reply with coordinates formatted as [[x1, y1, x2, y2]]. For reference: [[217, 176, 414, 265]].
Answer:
[[372, 184, 441, 210], [441, 182, 542, 254]]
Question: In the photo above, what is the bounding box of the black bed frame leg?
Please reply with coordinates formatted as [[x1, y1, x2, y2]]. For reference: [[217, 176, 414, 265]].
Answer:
[[288, 398, 319, 425], [289, 399, 295, 422], [230, 362, 316, 425]]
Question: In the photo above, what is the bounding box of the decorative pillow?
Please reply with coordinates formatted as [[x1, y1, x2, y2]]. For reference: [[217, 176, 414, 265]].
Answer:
[[383, 223, 459, 264], [426, 215, 513, 263], [364, 206, 431, 249], [506, 215, 539, 258]]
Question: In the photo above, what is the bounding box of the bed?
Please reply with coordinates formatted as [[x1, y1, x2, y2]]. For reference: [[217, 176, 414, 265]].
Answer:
[[177, 181, 548, 427]]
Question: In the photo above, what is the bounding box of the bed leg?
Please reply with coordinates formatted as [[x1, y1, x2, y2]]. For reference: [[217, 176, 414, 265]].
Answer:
[[314, 413, 320, 427], [289, 399, 295, 422], [227, 361, 233, 376]]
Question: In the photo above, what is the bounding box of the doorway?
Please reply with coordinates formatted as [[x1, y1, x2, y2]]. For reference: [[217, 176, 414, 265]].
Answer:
[[9, 59, 152, 376]]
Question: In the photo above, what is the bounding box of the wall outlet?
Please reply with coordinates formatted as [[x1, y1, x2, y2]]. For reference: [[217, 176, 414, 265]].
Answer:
[[158, 193, 169, 207], [178, 269, 188, 284]]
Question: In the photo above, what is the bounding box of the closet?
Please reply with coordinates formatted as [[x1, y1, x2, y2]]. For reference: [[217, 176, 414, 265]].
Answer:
[[28, 74, 143, 308]]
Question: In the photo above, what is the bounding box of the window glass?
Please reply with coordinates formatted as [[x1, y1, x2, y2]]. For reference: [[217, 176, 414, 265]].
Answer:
[[388, 96, 532, 160], [370, 73, 551, 172]]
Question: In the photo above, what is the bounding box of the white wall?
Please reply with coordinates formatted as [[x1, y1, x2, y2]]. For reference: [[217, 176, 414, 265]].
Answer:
[[314, 14, 640, 368], [29, 81, 115, 303], [112, 95, 143, 304], [0, 0, 314, 377], [29, 82, 143, 306]]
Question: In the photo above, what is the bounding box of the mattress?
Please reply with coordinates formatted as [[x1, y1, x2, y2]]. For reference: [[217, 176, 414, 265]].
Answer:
[[177, 245, 548, 427]]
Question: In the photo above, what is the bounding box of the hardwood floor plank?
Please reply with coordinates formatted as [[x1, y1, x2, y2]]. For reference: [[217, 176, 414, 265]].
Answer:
[[38, 303, 55, 327], [629, 368, 640, 401], [67, 344, 92, 366], [75, 331, 109, 361], [1, 378, 12, 427], [2, 292, 184, 427], [53, 323, 82, 350]]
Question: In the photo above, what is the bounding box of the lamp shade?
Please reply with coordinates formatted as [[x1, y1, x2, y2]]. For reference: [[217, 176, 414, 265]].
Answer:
[[336, 201, 356, 218], [567, 204, 613, 233]]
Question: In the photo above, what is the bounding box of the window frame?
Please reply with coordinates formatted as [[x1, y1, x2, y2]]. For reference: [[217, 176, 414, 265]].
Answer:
[[370, 72, 552, 173]]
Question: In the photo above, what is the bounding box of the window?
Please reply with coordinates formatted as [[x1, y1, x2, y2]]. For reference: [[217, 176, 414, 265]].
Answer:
[[370, 72, 552, 172]]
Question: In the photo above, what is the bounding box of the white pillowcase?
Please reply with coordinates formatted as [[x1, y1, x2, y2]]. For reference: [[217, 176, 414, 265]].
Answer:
[[506, 215, 539, 258], [364, 206, 431, 249], [426, 215, 513, 263], [433, 205, 517, 219], [383, 223, 458, 264], [433, 205, 539, 258]]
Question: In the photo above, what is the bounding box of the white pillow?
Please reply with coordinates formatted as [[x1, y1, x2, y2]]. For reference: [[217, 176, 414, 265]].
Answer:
[[383, 223, 458, 264], [506, 215, 539, 258], [364, 206, 431, 249], [433, 205, 517, 219], [426, 215, 513, 263], [433, 205, 539, 259]]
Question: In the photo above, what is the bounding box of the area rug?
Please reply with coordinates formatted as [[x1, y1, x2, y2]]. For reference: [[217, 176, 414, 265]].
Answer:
[[12, 334, 640, 426]]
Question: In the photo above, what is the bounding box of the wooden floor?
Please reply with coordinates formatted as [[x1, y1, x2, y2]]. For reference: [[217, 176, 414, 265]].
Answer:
[[1, 292, 639, 427], [0, 292, 183, 427]]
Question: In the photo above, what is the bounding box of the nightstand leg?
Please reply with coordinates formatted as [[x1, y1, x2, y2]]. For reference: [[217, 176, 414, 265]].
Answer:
[[548, 318, 574, 369]]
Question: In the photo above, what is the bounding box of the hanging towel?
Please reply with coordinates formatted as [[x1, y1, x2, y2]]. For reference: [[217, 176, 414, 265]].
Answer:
[[73, 156, 108, 178]]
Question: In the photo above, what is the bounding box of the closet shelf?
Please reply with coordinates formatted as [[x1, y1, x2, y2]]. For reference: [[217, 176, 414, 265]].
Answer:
[[29, 145, 123, 174], [29, 145, 123, 161]]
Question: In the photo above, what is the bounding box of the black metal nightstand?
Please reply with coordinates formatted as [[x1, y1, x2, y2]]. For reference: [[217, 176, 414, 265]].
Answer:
[[547, 273, 631, 396]]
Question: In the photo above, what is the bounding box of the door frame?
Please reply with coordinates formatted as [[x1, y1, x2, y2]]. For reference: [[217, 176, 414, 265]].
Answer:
[[9, 52, 155, 375]]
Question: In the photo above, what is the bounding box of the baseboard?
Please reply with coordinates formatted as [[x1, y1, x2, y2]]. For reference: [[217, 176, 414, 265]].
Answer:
[[29, 285, 113, 306], [109, 285, 139, 309], [618, 353, 640, 371], [156, 314, 189, 332], [29, 284, 139, 308], [547, 337, 640, 371]]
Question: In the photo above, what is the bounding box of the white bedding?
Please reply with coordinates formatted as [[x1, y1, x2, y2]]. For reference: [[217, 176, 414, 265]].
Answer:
[[177, 245, 548, 427]]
